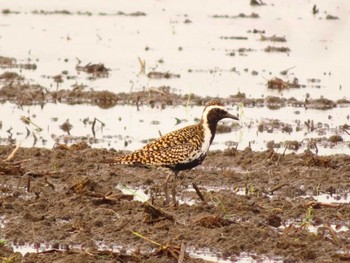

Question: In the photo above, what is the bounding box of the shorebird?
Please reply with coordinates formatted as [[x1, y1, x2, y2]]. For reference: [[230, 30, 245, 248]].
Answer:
[[110, 100, 239, 204]]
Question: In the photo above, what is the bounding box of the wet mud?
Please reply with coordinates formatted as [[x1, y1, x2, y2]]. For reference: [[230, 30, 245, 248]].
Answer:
[[0, 145, 349, 262]]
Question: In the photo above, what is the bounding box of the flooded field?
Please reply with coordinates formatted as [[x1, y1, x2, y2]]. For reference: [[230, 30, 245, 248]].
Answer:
[[0, 0, 350, 262]]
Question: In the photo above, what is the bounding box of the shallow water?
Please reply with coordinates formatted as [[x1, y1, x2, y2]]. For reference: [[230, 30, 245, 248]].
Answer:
[[303, 192, 350, 204], [189, 250, 283, 263], [12, 242, 283, 263], [0, 0, 349, 100], [0, 102, 349, 154]]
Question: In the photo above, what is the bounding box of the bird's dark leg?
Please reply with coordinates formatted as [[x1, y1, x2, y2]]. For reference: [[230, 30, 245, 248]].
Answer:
[[164, 172, 172, 205], [192, 182, 207, 204], [171, 171, 179, 205], [163, 170, 178, 205]]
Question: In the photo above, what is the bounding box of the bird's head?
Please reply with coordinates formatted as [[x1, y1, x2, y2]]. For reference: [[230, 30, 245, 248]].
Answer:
[[200, 100, 239, 144], [201, 100, 239, 126]]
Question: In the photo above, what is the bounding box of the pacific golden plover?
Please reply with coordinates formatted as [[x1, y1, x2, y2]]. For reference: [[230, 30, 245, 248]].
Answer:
[[111, 100, 239, 204]]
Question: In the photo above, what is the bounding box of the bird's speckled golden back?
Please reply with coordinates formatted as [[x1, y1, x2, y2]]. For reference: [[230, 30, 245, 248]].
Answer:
[[114, 123, 205, 166]]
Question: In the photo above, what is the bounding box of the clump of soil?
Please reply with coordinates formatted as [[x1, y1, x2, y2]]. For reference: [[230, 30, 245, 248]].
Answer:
[[260, 35, 286, 42], [52, 89, 119, 109], [212, 12, 259, 19], [264, 46, 291, 53], [0, 84, 46, 105], [257, 119, 292, 133], [76, 61, 109, 79], [325, 14, 339, 20], [306, 97, 336, 110], [147, 71, 180, 79], [4, 9, 147, 17], [0, 145, 349, 262], [328, 135, 343, 143], [0, 72, 23, 82], [267, 77, 301, 90], [0, 55, 37, 70]]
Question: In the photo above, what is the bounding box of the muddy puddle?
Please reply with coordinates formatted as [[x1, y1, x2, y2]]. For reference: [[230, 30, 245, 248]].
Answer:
[[0, 102, 349, 155], [11, 243, 283, 263], [1, 0, 350, 262]]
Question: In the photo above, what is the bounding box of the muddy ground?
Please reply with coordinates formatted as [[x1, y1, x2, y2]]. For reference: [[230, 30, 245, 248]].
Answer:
[[0, 144, 349, 262]]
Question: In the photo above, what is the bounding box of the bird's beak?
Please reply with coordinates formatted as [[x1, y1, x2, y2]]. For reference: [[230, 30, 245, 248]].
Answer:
[[225, 113, 239, 121]]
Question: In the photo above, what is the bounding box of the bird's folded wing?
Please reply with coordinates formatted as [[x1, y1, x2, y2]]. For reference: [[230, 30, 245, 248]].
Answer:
[[144, 142, 199, 165], [140, 124, 198, 152]]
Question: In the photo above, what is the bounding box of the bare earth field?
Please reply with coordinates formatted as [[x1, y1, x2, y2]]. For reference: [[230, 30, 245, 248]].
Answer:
[[0, 144, 349, 262]]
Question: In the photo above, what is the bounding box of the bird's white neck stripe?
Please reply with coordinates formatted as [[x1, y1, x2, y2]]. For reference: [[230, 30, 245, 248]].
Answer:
[[200, 105, 226, 153]]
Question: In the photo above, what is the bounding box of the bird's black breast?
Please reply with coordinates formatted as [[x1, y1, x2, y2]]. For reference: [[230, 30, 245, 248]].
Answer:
[[168, 154, 206, 173]]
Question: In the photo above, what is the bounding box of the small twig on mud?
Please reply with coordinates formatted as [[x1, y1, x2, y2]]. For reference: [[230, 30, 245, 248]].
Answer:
[[38, 249, 62, 254], [192, 183, 207, 204], [143, 202, 175, 222], [90, 207, 120, 218], [304, 200, 342, 208], [25, 127, 30, 138], [91, 118, 96, 138], [45, 177, 55, 190], [138, 57, 146, 75], [266, 149, 275, 161], [313, 140, 319, 155], [20, 116, 43, 132], [300, 206, 313, 228], [325, 223, 342, 245], [281, 223, 296, 237], [31, 223, 37, 249], [27, 176, 31, 192], [5, 144, 20, 162], [91, 117, 105, 138], [178, 242, 186, 263], [269, 183, 289, 194], [20, 172, 34, 192], [120, 185, 174, 221], [131, 230, 163, 248], [280, 66, 295, 75], [33, 131, 38, 147], [131, 230, 185, 261], [308, 138, 318, 155], [276, 147, 287, 166]]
